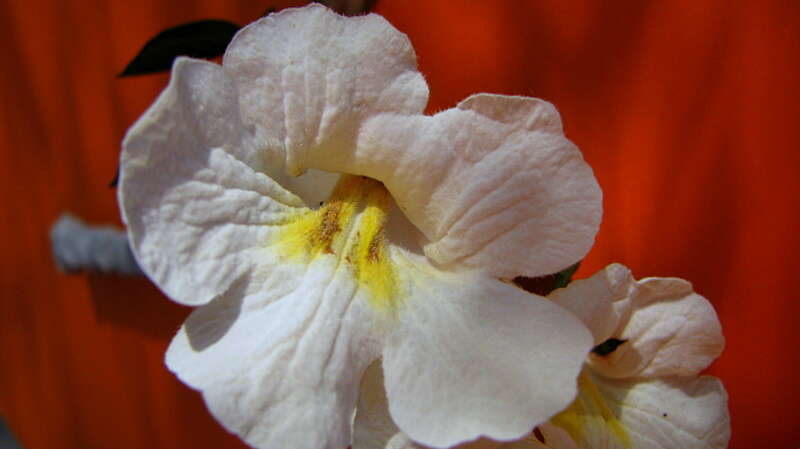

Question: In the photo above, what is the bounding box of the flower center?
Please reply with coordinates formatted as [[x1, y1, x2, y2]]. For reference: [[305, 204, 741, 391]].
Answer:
[[549, 371, 632, 448], [274, 175, 400, 310]]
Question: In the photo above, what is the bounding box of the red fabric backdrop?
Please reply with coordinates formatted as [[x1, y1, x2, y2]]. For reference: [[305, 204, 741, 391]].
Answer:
[[1, 1, 798, 448]]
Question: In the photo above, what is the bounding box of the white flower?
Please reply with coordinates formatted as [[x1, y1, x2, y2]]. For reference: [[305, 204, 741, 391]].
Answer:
[[354, 361, 556, 449], [537, 264, 731, 449], [357, 266, 730, 449], [118, 4, 602, 449]]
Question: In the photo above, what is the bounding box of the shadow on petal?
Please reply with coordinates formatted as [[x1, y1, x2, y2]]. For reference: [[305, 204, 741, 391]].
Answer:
[[184, 276, 247, 351], [588, 338, 644, 379]]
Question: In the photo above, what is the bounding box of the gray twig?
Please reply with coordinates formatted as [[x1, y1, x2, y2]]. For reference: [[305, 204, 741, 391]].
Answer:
[[50, 213, 143, 276]]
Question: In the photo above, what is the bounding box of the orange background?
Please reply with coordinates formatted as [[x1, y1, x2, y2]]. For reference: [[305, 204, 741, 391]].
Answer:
[[1, 1, 798, 448]]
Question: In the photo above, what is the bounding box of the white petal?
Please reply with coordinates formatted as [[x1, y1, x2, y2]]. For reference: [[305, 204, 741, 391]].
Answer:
[[538, 424, 580, 449], [119, 57, 305, 306], [353, 362, 540, 449], [589, 277, 724, 379], [351, 94, 602, 278], [385, 433, 524, 449], [223, 3, 428, 176], [500, 436, 556, 449], [549, 264, 634, 345], [381, 254, 593, 448], [386, 433, 424, 449], [354, 361, 399, 449], [276, 168, 341, 207], [586, 374, 731, 449], [166, 257, 381, 449], [385, 433, 541, 449]]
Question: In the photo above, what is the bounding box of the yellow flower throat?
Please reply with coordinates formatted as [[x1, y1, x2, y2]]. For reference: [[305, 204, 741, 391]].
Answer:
[[550, 371, 631, 448], [274, 175, 399, 311]]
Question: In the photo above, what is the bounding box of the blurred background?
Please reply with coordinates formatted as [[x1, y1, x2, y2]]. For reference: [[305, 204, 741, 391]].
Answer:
[[1, 1, 798, 448]]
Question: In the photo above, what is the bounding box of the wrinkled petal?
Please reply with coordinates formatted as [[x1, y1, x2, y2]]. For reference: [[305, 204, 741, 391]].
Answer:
[[604, 375, 730, 449], [551, 371, 730, 449], [223, 3, 429, 177], [119, 57, 305, 306], [590, 277, 724, 379], [347, 94, 601, 278], [165, 257, 381, 449], [550, 264, 633, 345], [354, 361, 398, 449], [381, 254, 593, 448], [354, 363, 547, 449]]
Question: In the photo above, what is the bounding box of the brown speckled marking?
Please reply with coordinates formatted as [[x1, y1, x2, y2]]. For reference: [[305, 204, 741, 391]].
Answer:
[[314, 201, 342, 253], [366, 233, 383, 262]]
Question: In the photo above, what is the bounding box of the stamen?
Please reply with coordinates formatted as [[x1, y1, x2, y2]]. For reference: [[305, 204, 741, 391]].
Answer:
[[273, 175, 400, 310], [315, 202, 343, 253], [351, 180, 397, 311]]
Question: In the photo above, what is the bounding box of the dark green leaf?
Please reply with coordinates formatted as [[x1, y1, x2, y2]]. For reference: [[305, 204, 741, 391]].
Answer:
[[109, 167, 119, 188], [553, 262, 581, 290], [119, 19, 240, 77], [512, 261, 581, 296]]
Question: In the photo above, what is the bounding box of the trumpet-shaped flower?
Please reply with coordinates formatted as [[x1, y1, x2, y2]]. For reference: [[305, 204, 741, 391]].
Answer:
[[352, 265, 729, 449], [118, 5, 602, 449], [357, 265, 730, 449], [535, 264, 730, 449]]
